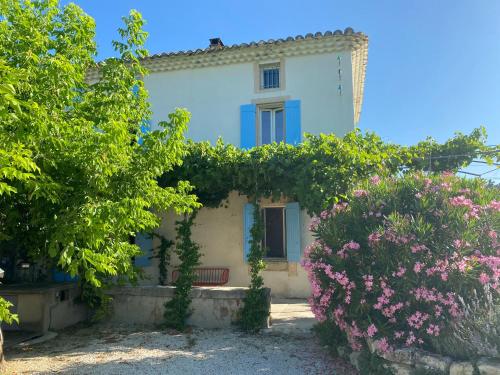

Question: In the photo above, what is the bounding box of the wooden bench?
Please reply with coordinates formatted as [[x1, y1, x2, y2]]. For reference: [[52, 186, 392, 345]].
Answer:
[[171, 267, 229, 286]]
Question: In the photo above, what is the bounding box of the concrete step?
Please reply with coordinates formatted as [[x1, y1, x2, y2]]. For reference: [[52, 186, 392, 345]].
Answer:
[[264, 298, 316, 338]]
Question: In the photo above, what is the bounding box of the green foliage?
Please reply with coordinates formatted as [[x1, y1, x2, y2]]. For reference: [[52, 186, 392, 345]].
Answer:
[[313, 320, 349, 357], [81, 281, 113, 322], [238, 201, 270, 332], [163, 213, 201, 330], [0, 0, 198, 316], [0, 297, 18, 324], [152, 233, 174, 285], [160, 130, 496, 216]]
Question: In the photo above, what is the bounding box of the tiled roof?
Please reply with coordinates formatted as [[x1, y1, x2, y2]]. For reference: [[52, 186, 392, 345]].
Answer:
[[144, 27, 366, 60]]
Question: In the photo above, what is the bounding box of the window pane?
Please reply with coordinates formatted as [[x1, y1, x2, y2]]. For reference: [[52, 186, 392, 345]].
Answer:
[[264, 208, 285, 258], [273, 69, 280, 88], [275, 109, 284, 143], [261, 110, 271, 144], [262, 67, 280, 89]]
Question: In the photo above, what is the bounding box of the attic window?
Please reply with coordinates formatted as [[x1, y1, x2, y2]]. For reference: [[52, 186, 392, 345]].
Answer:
[[260, 64, 280, 89]]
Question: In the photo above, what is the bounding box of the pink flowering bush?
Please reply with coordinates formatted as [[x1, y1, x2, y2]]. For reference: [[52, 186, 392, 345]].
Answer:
[[302, 172, 499, 355]]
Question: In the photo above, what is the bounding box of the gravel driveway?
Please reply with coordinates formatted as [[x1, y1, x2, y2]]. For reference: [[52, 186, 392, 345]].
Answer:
[[3, 324, 356, 374]]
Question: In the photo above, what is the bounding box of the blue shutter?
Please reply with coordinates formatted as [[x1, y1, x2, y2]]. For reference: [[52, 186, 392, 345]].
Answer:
[[286, 202, 301, 262], [285, 100, 301, 145], [134, 233, 152, 267], [243, 203, 255, 262], [240, 104, 256, 149]]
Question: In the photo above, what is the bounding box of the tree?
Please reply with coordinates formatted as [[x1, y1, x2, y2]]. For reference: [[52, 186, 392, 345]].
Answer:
[[0, 0, 198, 320]]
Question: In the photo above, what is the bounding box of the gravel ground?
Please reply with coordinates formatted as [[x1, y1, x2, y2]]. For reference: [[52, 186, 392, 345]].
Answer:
[[3, 324, 356, 375]]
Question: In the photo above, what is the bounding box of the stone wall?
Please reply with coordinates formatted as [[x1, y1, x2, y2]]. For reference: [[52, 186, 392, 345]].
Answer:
[[108, 285, 271, 329], [348, 341, 500, 375]]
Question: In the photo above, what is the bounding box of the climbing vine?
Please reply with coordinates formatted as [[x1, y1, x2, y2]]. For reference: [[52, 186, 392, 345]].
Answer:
[[163, 212, 201, 330], [238, 201, 270, 332], [152, 233, 174, 285], [160, 128, 495, 216]]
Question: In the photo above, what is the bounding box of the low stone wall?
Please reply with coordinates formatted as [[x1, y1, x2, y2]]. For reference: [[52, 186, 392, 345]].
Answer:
[[0, 283, 88, 333], [349, 341, 500, 375], [108, 285, 271, 329]]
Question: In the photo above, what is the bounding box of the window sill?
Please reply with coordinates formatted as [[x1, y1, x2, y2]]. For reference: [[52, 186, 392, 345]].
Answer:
[[247, 259, 298, 276], [263, 259, 288, 272], [256, 87, 283, 94]]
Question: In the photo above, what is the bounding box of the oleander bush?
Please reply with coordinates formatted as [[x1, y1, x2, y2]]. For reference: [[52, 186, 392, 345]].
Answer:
[[302, 172, 499, 354]]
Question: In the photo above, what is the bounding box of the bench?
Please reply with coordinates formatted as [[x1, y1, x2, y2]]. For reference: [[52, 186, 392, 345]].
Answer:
[[171, 267, 229, 286]]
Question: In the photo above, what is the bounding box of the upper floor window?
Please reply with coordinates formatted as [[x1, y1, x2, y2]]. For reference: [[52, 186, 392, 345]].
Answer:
[[260, 64, 280, 89], [259, 106, 284, 144]]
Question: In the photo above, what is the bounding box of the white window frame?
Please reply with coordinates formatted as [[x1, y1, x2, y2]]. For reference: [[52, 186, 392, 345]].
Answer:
[[260, 63, 280, 90], [258, 105, 285, 145], [262, 205, 287, 259]]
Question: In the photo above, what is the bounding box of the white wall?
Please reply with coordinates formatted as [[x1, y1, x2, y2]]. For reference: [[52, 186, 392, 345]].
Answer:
[[144, 192, 313, 298], [145, 51, 355, 145]]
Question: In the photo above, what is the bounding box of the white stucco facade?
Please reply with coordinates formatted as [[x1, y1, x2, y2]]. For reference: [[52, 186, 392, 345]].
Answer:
[[145, 51, 355, 144]]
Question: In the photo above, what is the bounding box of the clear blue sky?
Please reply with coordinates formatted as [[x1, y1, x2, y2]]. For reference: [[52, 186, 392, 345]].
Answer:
[[65, 0, 499, 175]]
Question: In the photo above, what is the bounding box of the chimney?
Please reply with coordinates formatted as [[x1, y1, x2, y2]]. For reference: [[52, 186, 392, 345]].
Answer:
[[209, 38, 224, 49]]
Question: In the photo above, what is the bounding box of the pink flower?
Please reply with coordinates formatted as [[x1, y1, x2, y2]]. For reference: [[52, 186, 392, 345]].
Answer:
[[479, 272, 490, 285], [370, 175, 381, 185], [405, 331, 416, 346], [489, 200, 500, 211], [449, 195, 474, 207], [411, 244, 428, 253], [353, 189, 368, 198], [322, 245, 332, 255], [440, 182, 452, 191], [308, 217, 320, 231], [426, 324, 440, 336], [376, 337, 391, 353], [332, 202, 348, 214], [366, 324, 378, 337], [320, 210, 330, 220], [363, 274, 374, 291], [396, 266, 406, 277], [407, 311, 429, 329], [413, 262, 423, 274], [434, 305, 443, 317], [347, 241, 360, 250], [368, 232, 382, 246], [337, 241, 360, 258], [456, 259, 468, 273]]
